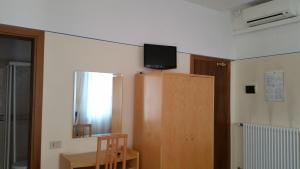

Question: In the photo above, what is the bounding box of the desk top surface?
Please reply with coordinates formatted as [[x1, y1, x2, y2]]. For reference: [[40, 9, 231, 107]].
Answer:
[[61, 149, 139, 168]]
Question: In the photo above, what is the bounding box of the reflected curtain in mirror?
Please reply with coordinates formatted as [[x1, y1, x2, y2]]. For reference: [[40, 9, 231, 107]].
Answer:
[[73, 72, 123, 138]]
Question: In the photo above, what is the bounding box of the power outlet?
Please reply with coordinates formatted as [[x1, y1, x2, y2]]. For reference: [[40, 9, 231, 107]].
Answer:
[[49, 141, 62, 149]]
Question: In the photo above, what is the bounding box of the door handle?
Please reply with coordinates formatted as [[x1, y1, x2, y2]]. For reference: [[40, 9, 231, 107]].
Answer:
[[217, 62, 226, 67]]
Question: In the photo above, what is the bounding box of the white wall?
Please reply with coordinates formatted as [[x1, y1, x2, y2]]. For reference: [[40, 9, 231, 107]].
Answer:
[[231, 52, 300, 168], [0, 0, 234, 59], [42, 32, 190, 169], [233, 22, 300, 59]]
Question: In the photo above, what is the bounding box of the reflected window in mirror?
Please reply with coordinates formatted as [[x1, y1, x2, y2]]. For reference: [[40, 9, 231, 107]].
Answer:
[[73, 71, 123, 138]]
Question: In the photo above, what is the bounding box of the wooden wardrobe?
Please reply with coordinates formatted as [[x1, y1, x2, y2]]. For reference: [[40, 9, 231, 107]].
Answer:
[[133, 72, 214, 169]]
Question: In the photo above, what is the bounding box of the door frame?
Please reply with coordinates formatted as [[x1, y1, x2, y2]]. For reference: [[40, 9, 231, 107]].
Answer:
[[0, 24, 44, 169], [190, 54, 231, 169]]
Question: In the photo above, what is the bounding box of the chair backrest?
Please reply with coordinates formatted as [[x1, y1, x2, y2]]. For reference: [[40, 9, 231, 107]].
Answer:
[[96, 134, 128, 169], [72, 124, 92, 138]]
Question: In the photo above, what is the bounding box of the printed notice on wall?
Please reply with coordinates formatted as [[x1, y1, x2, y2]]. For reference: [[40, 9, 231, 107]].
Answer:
[[264, 71, 284, 102]]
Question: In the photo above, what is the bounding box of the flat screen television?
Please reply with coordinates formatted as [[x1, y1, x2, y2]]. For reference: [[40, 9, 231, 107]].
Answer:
[[144, 44, 177, 69]]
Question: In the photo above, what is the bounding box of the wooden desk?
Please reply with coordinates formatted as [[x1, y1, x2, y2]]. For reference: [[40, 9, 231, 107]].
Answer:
[[60, 149, 139, 169]]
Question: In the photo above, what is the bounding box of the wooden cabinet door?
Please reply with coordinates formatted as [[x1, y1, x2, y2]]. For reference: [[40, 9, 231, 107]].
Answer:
[[134, 74, 162, 169], [186, 75, 214, 169], [162, 74, 214, 169]]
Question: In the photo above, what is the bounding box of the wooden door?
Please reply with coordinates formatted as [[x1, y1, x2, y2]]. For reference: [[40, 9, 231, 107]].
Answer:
[[191, 55, 231, 169], [162, 73, 214, 169]]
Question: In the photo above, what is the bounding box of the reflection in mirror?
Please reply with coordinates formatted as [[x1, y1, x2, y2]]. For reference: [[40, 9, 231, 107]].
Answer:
[[73, 71, 123, 138]]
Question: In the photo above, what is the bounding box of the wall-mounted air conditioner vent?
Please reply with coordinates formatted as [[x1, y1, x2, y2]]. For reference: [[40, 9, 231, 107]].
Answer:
[[242, 0, 298, 27]]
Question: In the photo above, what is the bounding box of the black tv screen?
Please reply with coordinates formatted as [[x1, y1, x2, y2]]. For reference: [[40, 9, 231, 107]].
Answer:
[[144, 44, 177, 69]]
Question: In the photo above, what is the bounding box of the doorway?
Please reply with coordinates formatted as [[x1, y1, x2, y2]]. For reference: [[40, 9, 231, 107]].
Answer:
[[0, 24, 44, 169], [191, 55, 231, 169]]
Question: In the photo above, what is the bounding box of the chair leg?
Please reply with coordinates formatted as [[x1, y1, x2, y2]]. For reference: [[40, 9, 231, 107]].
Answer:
[[105, 139, 110, 169], [109, 143, 113, 169], [96, 138, 101, 169], [114, 138, 118, 169], [122, 137, 127, 169]]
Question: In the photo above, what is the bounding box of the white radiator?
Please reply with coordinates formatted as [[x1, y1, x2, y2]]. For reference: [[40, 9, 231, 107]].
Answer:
[[243, 123, 300, 169]]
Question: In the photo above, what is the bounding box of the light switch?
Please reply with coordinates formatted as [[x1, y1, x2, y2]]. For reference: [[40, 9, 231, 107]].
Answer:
[[50, 141, 62, 149]]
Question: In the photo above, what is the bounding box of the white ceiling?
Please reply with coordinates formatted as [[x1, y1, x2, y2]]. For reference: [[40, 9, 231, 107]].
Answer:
[[184, 0, 256, 11]]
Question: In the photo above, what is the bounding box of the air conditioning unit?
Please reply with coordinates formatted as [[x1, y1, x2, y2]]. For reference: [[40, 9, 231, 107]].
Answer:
[[242, 0, 298, 27]]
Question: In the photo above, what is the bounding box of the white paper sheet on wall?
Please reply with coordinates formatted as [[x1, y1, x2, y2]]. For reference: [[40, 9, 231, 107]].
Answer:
[[264, 71, 284, 102]]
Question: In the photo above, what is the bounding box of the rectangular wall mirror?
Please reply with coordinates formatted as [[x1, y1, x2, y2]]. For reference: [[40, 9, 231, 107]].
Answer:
[[73, 71, 123, 138]]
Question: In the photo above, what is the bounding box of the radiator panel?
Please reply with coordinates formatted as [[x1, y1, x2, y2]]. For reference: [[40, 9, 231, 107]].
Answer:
[[243, 123, 300, 169]]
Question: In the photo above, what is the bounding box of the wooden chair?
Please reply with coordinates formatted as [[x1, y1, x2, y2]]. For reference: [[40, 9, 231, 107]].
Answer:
[[72, 124, 92, 138], [96, 134, 128, 169]]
